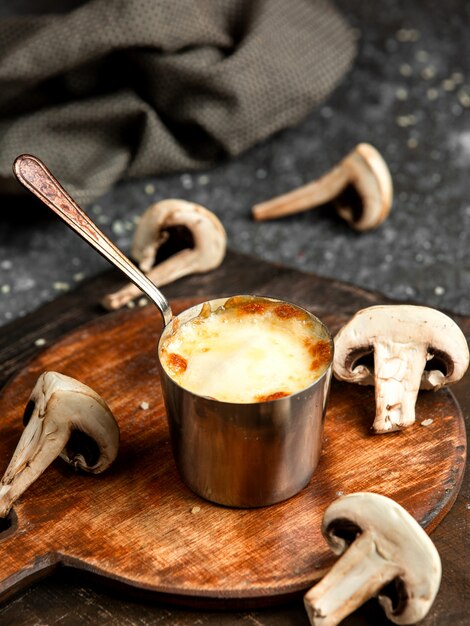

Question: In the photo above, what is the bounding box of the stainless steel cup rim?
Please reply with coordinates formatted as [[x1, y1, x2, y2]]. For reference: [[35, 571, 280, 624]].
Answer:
[[157, 294, 334, 406]]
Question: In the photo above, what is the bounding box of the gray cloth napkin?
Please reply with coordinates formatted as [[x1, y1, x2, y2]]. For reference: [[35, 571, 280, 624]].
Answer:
[[0, 0, 356, 204]]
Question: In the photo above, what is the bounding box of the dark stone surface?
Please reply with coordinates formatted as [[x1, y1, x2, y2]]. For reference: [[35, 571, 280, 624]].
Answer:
[[1, 0, 470, 325]]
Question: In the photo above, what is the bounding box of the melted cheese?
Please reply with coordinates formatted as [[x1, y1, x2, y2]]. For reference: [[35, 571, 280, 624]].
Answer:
[[159, 297, 331, 403]]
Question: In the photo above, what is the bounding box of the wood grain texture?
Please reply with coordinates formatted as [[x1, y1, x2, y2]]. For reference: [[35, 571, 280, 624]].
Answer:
[[0, 251, 468, 624], [0, 294, 465, 607]]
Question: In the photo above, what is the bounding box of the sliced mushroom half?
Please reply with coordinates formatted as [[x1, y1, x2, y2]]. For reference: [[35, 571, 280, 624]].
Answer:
[[334, 305, 469, 433], [102, 199, 227, 310], [252, 143, 393, 231], [304, 492, 442, 626], [0, 371, 119, 517]]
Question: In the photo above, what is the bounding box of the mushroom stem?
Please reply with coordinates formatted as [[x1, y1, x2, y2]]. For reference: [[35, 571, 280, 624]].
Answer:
[[304, 532, 401, 626], [102, 248, 196, 310], [0, 418, 69, 517], [373, 339, 428, 432], [253, 165, 348, 221]]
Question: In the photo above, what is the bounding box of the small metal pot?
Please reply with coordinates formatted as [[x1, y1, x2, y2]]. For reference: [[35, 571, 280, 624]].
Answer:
[[157, 296, 333, 508]]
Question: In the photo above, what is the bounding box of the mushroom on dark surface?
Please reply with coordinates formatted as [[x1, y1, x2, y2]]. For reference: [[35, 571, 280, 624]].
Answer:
[[304, 492, 441, 626], [333, 304, 469, 433], [252, 143, 392, 230], [0, 371, 119, 517], [102, 199, 227, 310]]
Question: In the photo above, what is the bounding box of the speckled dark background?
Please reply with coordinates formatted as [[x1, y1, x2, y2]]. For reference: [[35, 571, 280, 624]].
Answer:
[[1, 0, 470, 327]]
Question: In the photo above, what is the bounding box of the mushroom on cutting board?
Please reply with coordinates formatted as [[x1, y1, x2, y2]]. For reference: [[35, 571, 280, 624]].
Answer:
[[304, 492, 441, 626], [0, 371, 119, 518], [252, 143, 392, 230], [333, 304, 469, 433], [102, 199, 227, 310]]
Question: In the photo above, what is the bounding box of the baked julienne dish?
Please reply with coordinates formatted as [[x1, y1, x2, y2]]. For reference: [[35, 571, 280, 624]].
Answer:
[[159, 295, 332, 403]]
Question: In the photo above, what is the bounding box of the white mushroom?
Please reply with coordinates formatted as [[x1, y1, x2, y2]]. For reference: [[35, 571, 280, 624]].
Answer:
[[102, 199, 227, 310], [0, 371, 119, 517], [304, 492, 442, 626], [333, 305, 469, 433], [252, 143, 392, 230]]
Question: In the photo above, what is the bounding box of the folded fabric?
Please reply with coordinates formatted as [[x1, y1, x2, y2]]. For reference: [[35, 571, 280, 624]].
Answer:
[[0, 0, 356, 204]]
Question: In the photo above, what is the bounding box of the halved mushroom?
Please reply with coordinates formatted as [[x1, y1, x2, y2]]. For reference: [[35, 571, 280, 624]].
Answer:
[[334, 305, 469, 433], [304, 492, 441, 626], [102, 199, 227, 310], [252, 143, 392, 230], [0, 371, 119, 517]]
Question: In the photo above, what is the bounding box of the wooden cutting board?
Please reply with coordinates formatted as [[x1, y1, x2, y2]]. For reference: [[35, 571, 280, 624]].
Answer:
[[0, 292, 465, 607]]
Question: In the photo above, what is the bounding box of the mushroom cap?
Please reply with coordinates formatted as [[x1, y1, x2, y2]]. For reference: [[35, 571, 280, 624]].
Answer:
[[23, 371, 119, 473], [334, 304, 469, 390], [131, 199, 227, 273], [323, 492, 442, 624], [337, 143, 393, 231]]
